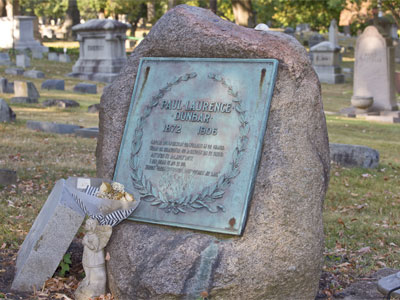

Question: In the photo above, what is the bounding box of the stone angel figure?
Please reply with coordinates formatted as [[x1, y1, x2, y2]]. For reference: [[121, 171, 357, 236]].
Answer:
[[75, 218, 112, 300]]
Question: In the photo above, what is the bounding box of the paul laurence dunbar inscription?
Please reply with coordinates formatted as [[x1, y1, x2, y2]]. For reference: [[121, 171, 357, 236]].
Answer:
[[114, 58, 278, 235]]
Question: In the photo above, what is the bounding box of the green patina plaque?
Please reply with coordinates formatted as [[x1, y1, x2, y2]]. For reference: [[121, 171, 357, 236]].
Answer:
[[114, 57, 278, 235]]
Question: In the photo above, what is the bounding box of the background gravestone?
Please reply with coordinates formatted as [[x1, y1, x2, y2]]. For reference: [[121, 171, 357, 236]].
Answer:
[[329, 19, 339, 48], [353, 26, 397, 112], [16, 54, 30, 68], [68, 19, 129, 83], [41, 79, 65, 91], [310, 41, 344, 84], [0, 52, 11, 66], [0, 99, 16, 122], [48, 53, 58, 61], [97, 5, 329, 300], [23, 70, 45, 79], [11, 81, 39, 104], [309, 33, 325, 48]]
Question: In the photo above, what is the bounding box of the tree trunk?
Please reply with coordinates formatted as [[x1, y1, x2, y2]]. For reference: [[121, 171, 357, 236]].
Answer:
[[231, 0, 255, 27], [61, 0, 80, 40], [5, 0, 18, 17], [147, 1, 155, 23], [0, 0, 6, 17], [210, 0, 217, 14], [168, 0, 178, 10]]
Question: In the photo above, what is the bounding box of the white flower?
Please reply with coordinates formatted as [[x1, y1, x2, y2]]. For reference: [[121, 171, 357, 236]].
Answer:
[[111, 182, 125, 193]]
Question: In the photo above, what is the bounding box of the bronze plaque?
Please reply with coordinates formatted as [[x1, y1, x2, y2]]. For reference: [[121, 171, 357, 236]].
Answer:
[[114, 57, 278, 235]]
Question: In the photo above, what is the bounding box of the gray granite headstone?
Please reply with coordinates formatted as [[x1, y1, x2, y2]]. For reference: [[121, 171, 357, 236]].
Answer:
[[87, 103, 100, 113], [27, 120, 81, 134], [377, 271, 400, 297], [284, 27, 295, 36], [0, 99, 16, 122], [16, 54, 30, 68], [330, 143, 379, 168], [75, 127, 99, 138], [0, 169, 17, 185], [5, 68, 24, 76], [59, 54, 71, 63], [0, 52, 11, 66], [23, 70, 45, 79], [310, 41, 344, 84], [68, 19, 129, 83], [11, 179, 85, 292], [41, 79, 65, 91], [11, 81, 39, 103], [0, 78, 11, 94], [7, 81, 14, 94], [48, 52, 59, 61], [309, 33, 325, 47], [2, 16, 48, 52], [73, 83, 97, 94], [329, 19, 339, 48], [42, 99, 79, 108], [32, 50, 44, 59]]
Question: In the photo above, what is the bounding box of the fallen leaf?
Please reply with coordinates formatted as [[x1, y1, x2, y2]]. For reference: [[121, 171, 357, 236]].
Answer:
[[105, 252, 111, 261], [377, 261, 387, 268], [338, 262, 351, 268], [337, 218, 346, 227], [357, 246, 371, 254]]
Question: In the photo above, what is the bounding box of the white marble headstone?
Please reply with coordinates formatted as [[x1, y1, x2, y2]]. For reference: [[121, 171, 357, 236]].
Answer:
[[329, 19, 339, 48], [353, 26, 397, 111]]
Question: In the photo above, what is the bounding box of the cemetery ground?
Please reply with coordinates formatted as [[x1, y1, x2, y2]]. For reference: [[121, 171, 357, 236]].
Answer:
[[0, 50, 399, 299]]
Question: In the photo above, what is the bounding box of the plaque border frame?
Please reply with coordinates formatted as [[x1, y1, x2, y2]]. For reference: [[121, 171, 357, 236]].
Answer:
[[114, 57, 278, 235]]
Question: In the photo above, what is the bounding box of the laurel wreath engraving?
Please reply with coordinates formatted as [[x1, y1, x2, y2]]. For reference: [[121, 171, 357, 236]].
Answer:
[[129, 72, 249, 214]]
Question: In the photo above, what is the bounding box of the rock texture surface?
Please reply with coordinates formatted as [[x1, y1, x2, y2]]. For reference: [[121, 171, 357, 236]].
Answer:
[[97, 5, 330, 300]]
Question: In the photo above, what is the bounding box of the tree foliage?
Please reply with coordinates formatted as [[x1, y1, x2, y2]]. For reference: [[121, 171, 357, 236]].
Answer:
[[20, 0, 68, 18], [17, 0, 399, 34], [267, 0, 347, 31]]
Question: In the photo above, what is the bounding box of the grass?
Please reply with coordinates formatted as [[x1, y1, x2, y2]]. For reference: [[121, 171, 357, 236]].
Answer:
[[0, 42, 400, 297], [0, 44, 102, 249], [323, 115, 400, 285]]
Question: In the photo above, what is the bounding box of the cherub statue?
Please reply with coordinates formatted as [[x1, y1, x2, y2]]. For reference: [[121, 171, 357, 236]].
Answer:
[[75, 218, 112, 300]]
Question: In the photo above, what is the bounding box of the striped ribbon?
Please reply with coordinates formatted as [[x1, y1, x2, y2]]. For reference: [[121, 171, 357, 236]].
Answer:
[[71, 186, 136, 227]]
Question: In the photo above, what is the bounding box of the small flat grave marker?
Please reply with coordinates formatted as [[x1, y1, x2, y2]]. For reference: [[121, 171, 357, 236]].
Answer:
[[114, 57, 278, 235]]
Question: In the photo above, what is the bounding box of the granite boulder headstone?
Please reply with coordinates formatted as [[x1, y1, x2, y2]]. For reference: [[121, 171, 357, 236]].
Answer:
[[97, 5, 330, 300]]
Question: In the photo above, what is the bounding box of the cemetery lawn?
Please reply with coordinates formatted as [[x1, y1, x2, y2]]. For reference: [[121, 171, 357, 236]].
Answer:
[[0, 55, 400, 298], [0, 51, 102, 298]]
